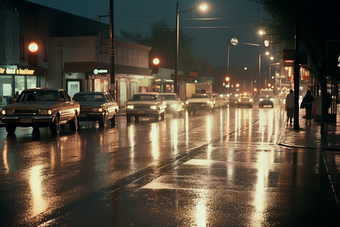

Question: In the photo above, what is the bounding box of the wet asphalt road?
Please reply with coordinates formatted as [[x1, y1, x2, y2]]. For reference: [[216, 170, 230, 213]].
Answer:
[[0, 99, 339, 226]]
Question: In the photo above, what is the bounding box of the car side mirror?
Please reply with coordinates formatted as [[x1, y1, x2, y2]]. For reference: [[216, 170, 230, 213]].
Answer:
[[60, 98, 65, 102]]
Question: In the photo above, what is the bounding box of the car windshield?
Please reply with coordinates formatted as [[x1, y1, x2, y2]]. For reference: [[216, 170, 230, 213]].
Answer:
[[131, 94, 158, 101], [161, 95, 176, 100], [17, 91, 59, 102], [73, 94, 105, 102], [191, 94, 210, 98]]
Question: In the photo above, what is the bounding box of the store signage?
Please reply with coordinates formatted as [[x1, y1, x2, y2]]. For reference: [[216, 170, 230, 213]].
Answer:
[[93, 69, 108, 74], [0, 67, 35, 75]]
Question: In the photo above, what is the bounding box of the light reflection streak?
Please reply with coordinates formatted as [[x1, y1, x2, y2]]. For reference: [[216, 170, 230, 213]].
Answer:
[[150, 124, 160, 161], [171, 120, 178, 155], [2, 142, 9, 172], [252, 151, 271, 226], [128, 124, 136, 161], [195, 202, 207, 227], [29, 165, 47, 216], [206, 115, 212, 142]]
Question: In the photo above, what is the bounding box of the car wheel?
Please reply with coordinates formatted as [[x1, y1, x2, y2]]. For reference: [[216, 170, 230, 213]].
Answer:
[[154, 114, 159, 121], [126, 114, 131, 122], [69, 114, 78, 131], [5, 124, 16, 135], [271, 104, 274, 108], [50, 115, 60, 135], [110, 115, 116, 128], [98, 113, 105, 127]]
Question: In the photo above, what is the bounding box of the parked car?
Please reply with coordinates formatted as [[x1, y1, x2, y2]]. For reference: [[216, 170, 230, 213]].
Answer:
[[0, 88, 80, 135], [236, 93, 254, 108], [185, 93, 214, 114], [125, 92, 166, 122], [159, 93, 184, 117], [259, 89, 274, 108], [72, 92, 118, 127]]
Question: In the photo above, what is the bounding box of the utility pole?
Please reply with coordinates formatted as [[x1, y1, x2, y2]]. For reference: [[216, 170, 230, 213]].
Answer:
[[109, 0, 115, 100]]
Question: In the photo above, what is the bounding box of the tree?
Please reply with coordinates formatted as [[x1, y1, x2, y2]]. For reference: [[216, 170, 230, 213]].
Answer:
[[251, 0, 339, 86], [120, 20, 205, 74]]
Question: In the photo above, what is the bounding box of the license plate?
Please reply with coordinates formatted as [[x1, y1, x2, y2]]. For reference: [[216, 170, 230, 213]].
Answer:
[[137, 111, 145, 113], [20, 118, 32, 123], [79, 113, 86, 117]]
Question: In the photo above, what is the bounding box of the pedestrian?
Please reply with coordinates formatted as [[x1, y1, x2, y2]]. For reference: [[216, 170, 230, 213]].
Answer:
[[302, 90, 314, 124], [285, 89, 294, 125]]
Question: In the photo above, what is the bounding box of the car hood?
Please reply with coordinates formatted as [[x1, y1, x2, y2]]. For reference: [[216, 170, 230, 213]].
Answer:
[[126, 101, 161, 105], [2, 101, 61, 109], [186, 98, 210, 103], [164, 100, 181, 105]]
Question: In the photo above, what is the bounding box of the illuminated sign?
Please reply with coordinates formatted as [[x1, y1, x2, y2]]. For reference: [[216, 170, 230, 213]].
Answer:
[[93, 69, 108, 74], [0, 67, 35, 75]]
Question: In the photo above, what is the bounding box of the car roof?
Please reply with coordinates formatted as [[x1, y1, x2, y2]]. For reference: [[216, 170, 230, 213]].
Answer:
[[133, 92, 159, 95], [74, 92, 107, 95], [22, 88, 64, 92], [160, 93, 177, 96]]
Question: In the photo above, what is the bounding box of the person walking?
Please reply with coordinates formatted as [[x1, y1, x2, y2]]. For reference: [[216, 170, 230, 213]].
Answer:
[[302, 90, 314, 124], [285, 89, 294, 125]]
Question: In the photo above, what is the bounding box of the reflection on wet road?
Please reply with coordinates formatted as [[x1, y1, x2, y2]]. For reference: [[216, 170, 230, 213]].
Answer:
[[0, 101, 338, 226]]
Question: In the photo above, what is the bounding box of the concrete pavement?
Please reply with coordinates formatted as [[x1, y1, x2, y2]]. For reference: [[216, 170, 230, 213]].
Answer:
[[278, 107, 340, 209]]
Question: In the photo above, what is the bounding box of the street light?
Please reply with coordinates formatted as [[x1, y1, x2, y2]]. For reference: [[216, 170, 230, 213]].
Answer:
[[174, 1, 207, 95], [258, 51, 271, 94]]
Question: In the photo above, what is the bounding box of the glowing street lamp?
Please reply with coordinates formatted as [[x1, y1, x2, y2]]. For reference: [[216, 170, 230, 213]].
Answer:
[[28, 42, 38, 53], [174, 1, 207, 94]]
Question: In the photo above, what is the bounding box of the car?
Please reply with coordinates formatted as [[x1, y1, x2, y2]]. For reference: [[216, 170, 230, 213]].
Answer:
[[1, 88, 80, 135], [72, 92, 118, 127], [212, 93, 227, 108], [159, 93, 184, 117], [259, 89, 274, 108], [236, 93, 254, 108], [185, 93, 214, 114], [125, 92, 166, 122], [228, 94, 239, 107]]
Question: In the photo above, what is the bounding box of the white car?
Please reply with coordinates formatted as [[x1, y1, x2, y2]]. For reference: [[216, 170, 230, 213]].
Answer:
[[159, 93, 184, 117], [125, 92, 166, 122], [185, 93, 214, 114]]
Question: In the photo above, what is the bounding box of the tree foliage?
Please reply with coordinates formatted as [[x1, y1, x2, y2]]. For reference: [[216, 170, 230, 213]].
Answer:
[[120, 20, 205, 74], [252, 0, 339, 83]]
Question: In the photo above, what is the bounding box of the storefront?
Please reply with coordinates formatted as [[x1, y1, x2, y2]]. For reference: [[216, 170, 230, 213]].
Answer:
[[0, 65, 41, 105]]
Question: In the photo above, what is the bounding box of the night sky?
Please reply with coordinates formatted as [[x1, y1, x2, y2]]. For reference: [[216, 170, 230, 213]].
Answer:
[[27, 0, 269, 80]]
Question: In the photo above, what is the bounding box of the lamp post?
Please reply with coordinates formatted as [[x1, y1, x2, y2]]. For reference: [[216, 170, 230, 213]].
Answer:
[[258, 51, 270, 94], [174, 1, 207, 95]]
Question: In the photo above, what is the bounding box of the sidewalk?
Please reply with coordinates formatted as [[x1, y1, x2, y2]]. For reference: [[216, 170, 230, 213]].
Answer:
[[278, 107, 340, 209]]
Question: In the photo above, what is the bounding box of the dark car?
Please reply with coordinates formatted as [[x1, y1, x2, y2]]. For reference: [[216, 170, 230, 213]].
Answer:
[[1, 88, 80, 135], [72, 92, 118, 127]]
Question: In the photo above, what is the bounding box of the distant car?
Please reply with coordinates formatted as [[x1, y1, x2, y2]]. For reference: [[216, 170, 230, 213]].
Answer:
[[72, 92, 118, 127], [236, 93, 254, 108], [0, 88, 80, 135], [228, 94, 239, 106], [185, 93, 214, 114], [125, 92, 166, 122], [212, 93, 227, 108], [159, 93, 184, 117], [259, 89, 274, 108]]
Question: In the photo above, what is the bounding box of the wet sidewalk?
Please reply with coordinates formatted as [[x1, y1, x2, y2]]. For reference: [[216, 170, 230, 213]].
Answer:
[[278, 107, 340, 208]]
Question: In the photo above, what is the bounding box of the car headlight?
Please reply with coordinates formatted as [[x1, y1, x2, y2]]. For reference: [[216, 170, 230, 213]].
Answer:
[[40, 109, 52, 115], [2, 109, 13, 115], [259, 98, 264, 101], [93, 108, 103, 112], [150, 105, 157, 110], [126, 105, 134, 109], [171, 104, 177, 108], [186, 101, 189, 104], [270, 98, 274, 101], [238, 99, 241, 102], [206, 101, 210, 104], [249, 99, 252, 102]]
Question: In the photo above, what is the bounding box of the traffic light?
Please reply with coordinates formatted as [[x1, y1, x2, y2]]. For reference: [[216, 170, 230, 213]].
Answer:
[[151, 57, 160, 74], [235, 83, 240, 91], [224, 76, 230, 88], [28, 42, 38, 66]]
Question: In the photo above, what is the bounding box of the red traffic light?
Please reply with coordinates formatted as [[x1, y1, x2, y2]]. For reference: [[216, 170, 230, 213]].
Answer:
[[28, 42, 38, 53], [225, 76, 230, 82], [236, 83, 240, 88], [151, 57, 160, 74], [152, 58, 160, 65]]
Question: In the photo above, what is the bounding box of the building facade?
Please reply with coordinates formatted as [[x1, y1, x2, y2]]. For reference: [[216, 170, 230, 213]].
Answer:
[[0, 0, 153, 107]]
